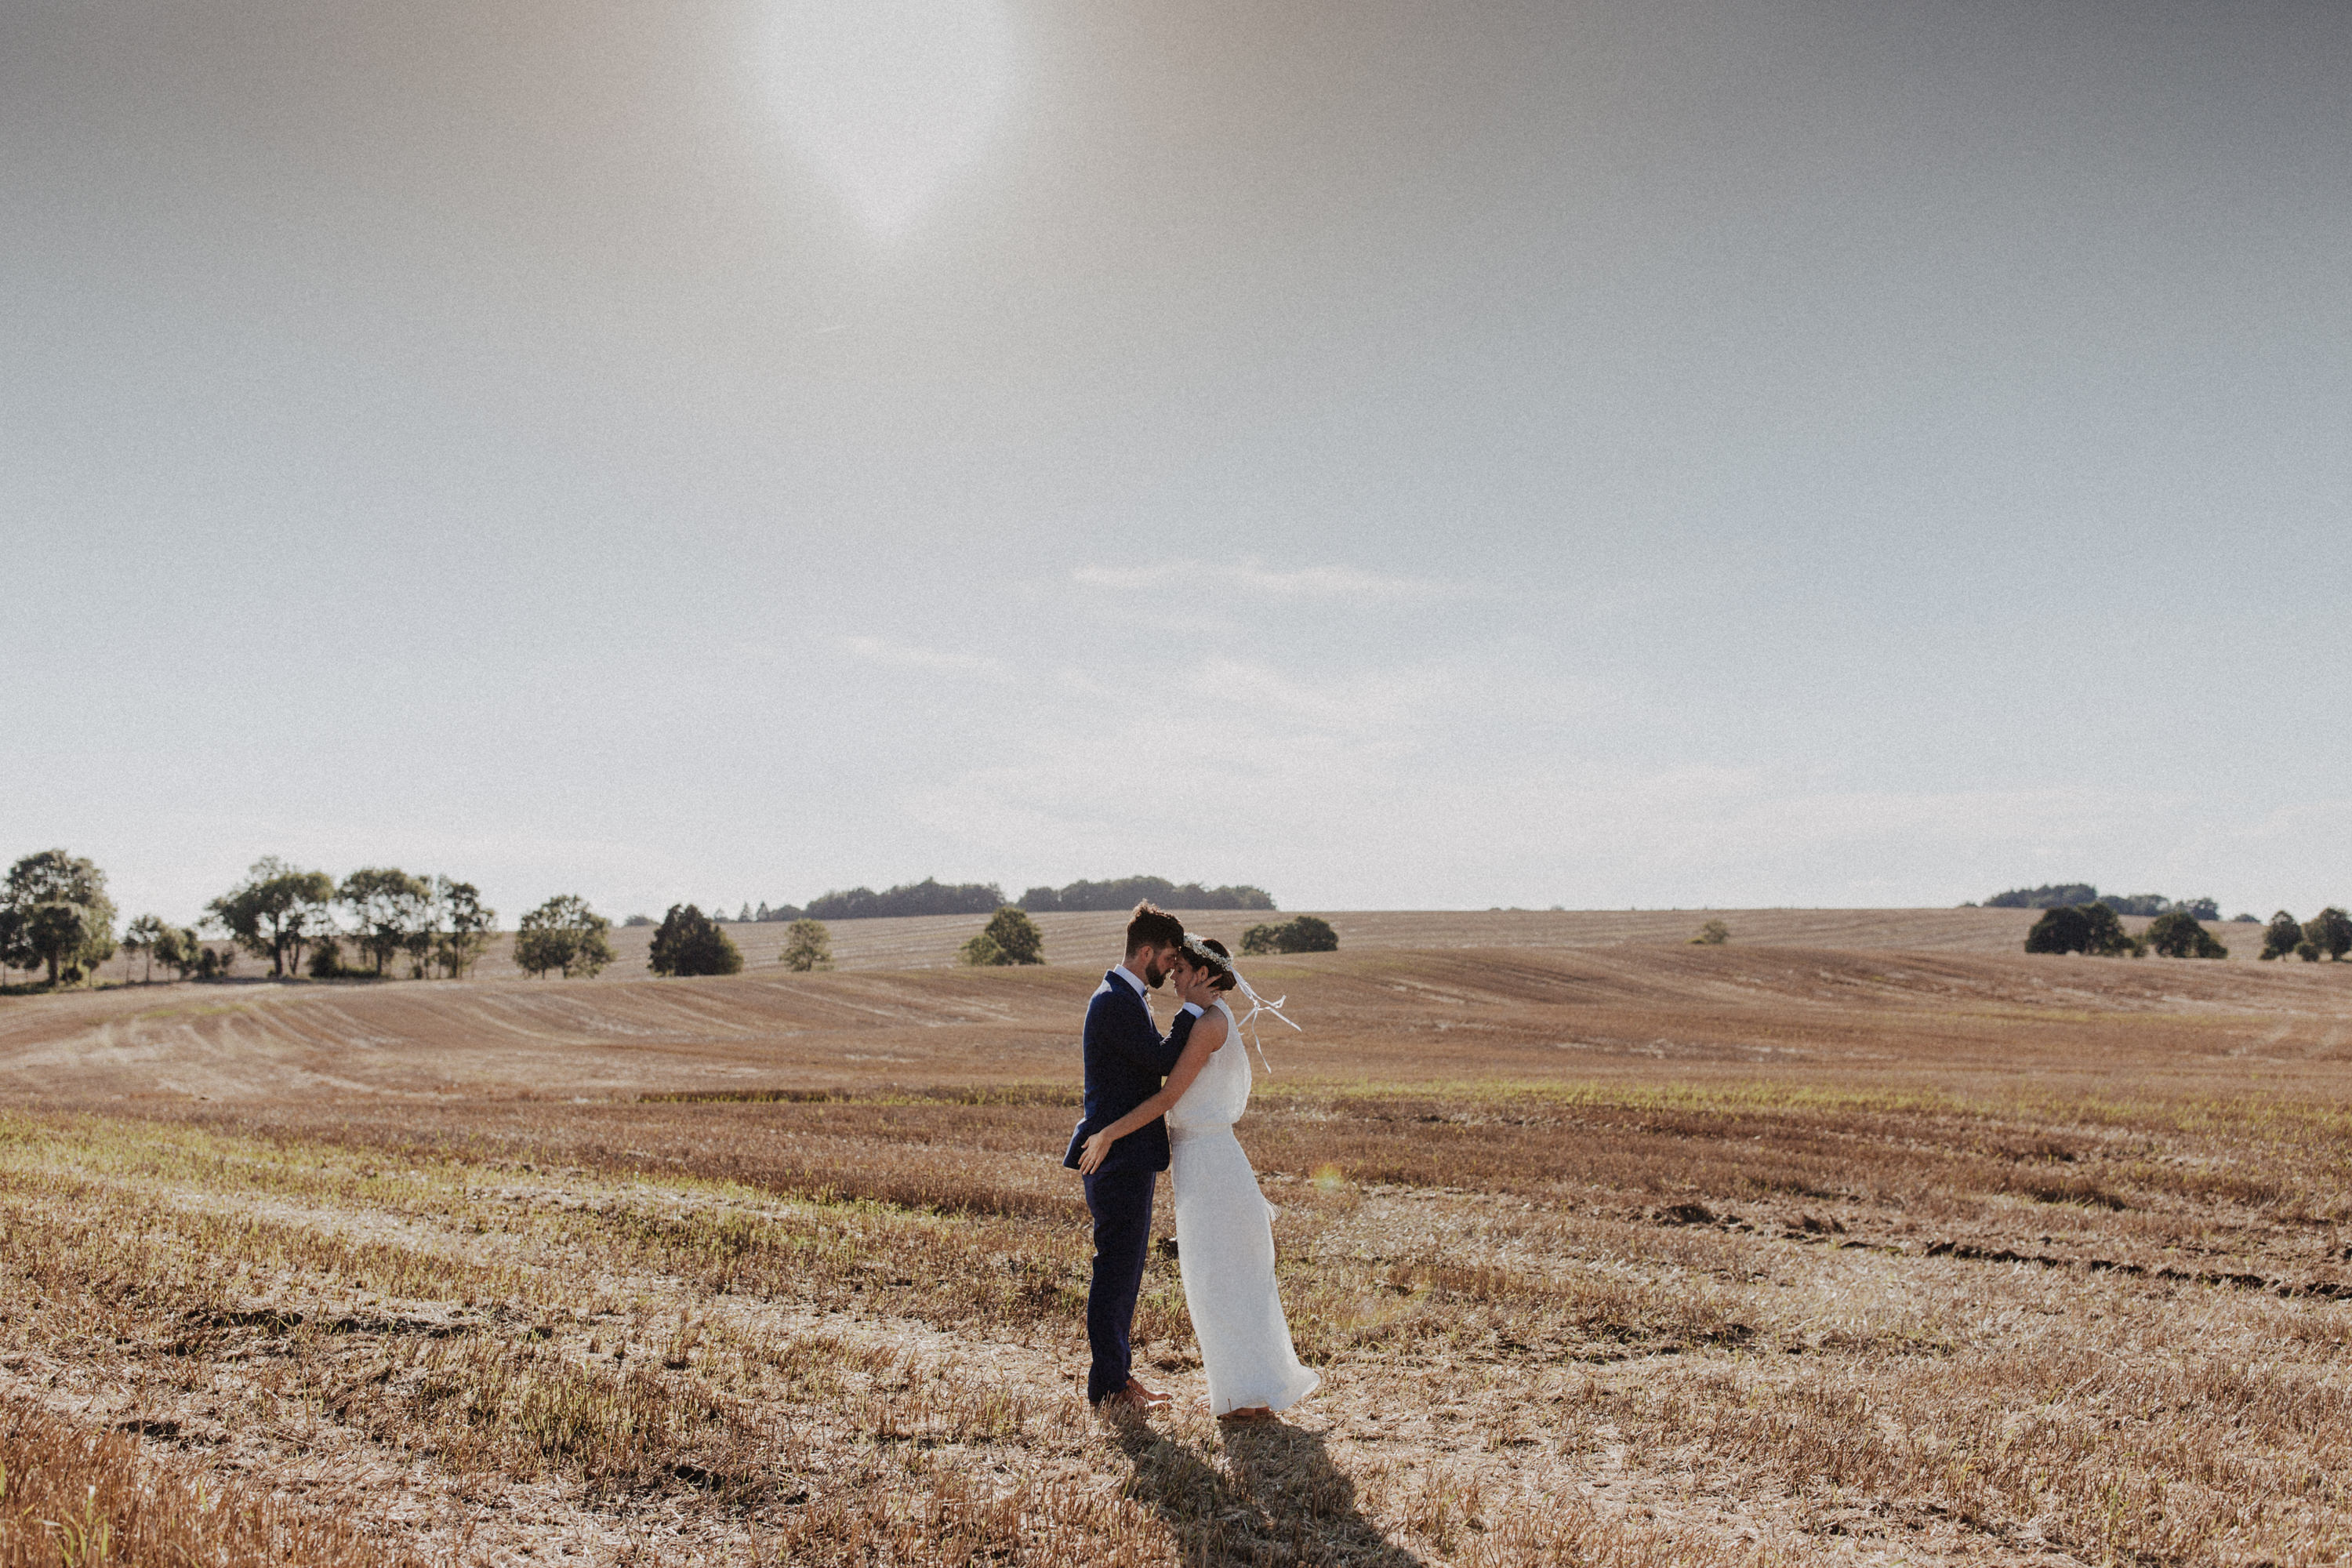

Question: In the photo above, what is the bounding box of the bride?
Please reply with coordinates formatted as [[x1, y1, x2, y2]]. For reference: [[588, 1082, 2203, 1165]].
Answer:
[[1076, 936, 1319, 1422]]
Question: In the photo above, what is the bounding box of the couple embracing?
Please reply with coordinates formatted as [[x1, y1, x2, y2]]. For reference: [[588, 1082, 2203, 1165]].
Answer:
[[1064, 902, 1319, 1421]]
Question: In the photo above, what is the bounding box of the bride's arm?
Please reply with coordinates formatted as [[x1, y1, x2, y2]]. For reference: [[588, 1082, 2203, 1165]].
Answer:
[[1076, 1008, 1229, 1175]]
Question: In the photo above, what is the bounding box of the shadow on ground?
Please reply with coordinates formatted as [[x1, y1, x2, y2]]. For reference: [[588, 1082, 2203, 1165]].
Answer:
[[1113, 1414, 1424, 1567]]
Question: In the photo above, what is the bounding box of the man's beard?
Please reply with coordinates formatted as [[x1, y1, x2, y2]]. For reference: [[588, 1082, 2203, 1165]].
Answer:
[[1143, 960, 1167, 989]]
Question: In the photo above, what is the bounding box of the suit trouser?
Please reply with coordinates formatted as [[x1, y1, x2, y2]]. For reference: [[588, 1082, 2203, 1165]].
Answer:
[[1082, 1167, 1157, 1403]]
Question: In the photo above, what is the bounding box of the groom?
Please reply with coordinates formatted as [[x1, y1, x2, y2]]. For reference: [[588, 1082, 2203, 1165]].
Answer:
[[1065, 902, 1200, 1410]]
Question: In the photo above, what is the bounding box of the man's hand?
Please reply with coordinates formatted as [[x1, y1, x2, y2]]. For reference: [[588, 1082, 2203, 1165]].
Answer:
[[1076, 1128, 1117, 1175]]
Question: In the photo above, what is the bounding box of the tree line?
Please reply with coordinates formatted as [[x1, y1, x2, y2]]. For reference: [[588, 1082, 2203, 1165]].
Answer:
[[1018, 877, 1276, 913], [0, 848, 853, 989], [2021, 902, 2352, 961], [953, 906, 1340, 966], [1981, 884, 2223, 920], [737, 875, 1281, 924], [0, 849, 517, 988], [201, 858, 499, 980], [2024, 902, 2232, 958], [2257, 909, 2352, 962], [2, 848, 1327, 991], [802, 880, 1005, 920]]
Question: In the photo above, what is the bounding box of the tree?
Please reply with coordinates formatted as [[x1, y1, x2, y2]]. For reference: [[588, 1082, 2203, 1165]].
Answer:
[[1690, 920, 1730, 946], [5, 903, 102, 986], [963, 906, 1044, 967], [514, 895, 615, 979], [2081, 903, 2143, 957], [1276, 915, 1339, 953], [2024, 906, 2089, 954], [2306, 907, 2352, 963], [648, 904, 742, 977], [123, 914, 168, 982], [779, 918, 833, 972], [152, 924, 205, 981], [206, 858, 336, 978], [1, 850, 118, 987], [338, 867, 430, 977], [430, 879, 495, 978], [307, 935, 350, 978], [1240, 915, 1341, 954], [2262, 911, 2304, 961], [2147, 910, 2228, 959]]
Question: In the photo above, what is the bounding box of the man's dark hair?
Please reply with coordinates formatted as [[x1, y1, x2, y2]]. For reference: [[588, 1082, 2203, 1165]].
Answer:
[[1125, 901, 1185, 955]]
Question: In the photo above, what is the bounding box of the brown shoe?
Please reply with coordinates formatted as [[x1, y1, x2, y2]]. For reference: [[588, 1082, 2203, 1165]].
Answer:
[[1098, 1385, 1163, 1414], [1123, 1377, 1172, 1408]]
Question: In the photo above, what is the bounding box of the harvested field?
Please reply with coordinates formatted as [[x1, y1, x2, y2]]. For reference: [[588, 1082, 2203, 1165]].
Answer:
[[398, 905, 2230, 982], [2, 916, 2350, 1565]]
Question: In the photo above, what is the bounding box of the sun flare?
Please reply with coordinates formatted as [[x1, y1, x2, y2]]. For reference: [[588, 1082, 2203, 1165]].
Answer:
[[756, 0, 1017, 234]]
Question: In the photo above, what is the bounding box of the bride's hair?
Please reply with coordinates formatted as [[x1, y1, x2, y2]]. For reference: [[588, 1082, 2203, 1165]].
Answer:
[[1181, 935, 1238, 991]]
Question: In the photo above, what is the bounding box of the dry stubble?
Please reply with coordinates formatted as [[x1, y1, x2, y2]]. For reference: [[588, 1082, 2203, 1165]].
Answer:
[[2, 933, 2351, 1563]]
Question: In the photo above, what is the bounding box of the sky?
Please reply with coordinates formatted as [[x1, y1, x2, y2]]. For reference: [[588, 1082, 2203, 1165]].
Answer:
[[4, 0, 2350, 926]]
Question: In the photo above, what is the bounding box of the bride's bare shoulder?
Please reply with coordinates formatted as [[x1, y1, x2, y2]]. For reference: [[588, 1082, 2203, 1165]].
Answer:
[[1192, 1005, 1231, 1050]]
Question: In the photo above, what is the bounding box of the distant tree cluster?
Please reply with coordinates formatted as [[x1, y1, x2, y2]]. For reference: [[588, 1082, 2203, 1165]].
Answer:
[[2024, 902, 2230, 960], [802, 880, 1005, 920], [205, 859, 497, 980], [648, 904, 744, 977], [0, 850, 513, 991], [731, 876, 1279, 924], [2259, 908, 2352, 963], [120, 916, 230, 982], [963, 906, 1046, 967], [1690, 920, 1730, 946], [1018, 877, 1276, 913], [1240, 915, 1339, 956], [2147, 910, 2230, 959], [1984, 884, 2220, 920]]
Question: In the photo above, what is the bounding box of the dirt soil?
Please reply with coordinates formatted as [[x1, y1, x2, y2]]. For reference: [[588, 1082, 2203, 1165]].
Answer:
[[2, 916, 2348, 1566]]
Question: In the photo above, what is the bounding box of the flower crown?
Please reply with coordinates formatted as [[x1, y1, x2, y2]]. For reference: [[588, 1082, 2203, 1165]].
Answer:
[[1179, 934, 1298, 1072]]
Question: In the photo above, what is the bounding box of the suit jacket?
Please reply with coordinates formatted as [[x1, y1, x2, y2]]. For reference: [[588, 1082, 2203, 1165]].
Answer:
[[1065, 970, 1198, 1175]]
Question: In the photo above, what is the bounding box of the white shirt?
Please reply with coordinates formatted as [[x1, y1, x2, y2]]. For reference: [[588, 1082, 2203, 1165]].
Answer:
[[1111, 964, 1203, 1026]]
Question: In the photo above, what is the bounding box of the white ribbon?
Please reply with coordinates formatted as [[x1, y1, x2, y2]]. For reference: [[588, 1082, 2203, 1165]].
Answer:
[[1228, 966, 1301, 1076]]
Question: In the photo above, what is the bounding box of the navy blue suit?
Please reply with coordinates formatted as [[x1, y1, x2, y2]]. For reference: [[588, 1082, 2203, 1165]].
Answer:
[[1066, 969, 1197, 1402]]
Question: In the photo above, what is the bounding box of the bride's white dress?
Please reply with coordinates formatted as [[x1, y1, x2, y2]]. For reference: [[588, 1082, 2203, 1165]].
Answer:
[[1167, 998, 1319, 1415]]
